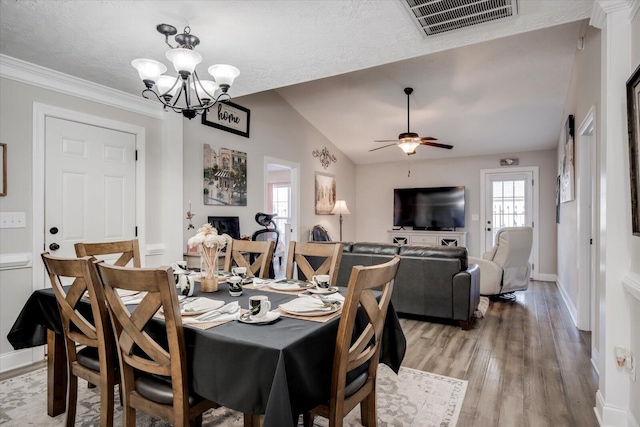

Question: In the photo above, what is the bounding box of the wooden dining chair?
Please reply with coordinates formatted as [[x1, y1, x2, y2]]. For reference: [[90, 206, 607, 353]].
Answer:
[[74, 239, 141, 268], [223, 239, 275, 279], [304, 256, 401, 427], [41, 253, 119, 427], [285, 241, 343, 285], [95, 262, 218, 427]]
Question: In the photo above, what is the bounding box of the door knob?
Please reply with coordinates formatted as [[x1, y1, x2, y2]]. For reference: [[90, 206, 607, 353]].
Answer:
[[49, 227, 59, 235], [486, 228, 492, 231], [49, 243, 60, 251]]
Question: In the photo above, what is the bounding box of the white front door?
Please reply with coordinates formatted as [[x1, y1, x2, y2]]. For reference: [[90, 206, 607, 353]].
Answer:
[[45, 117, 136, 259], [483, 171, 534, 252]]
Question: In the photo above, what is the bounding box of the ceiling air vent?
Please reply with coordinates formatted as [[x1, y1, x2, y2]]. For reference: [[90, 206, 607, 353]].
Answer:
[[402, 0, 519, 37]]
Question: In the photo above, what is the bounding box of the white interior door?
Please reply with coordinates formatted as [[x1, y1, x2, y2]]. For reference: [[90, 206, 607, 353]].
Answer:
[[483, 171, 534, 252], [45, 117, 136, 260]]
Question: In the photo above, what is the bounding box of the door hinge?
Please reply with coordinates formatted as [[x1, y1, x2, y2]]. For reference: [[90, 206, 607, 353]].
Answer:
[[532, 221, 534, 228], [590, 238, 593, 245], [532, 263, 535, 271], [532, 179, 534, 186], [135, 226, 138, 237], [135, 150, 138, 161]]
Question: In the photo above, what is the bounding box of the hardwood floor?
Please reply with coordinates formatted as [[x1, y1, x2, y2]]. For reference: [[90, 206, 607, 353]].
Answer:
[[400, 280, 599, 427]]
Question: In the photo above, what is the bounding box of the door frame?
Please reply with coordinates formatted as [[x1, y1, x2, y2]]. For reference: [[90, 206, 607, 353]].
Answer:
[[480, 166, 539, 280], [33, 103, 146, 295], [263, 156, 300, 247]]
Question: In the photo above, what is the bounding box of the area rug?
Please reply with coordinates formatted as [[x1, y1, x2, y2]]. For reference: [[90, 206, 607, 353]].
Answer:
[[0, 364, 467, 427], [474, 296, 490, 318]]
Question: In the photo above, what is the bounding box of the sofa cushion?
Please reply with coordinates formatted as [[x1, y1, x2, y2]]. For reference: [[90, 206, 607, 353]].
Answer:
[[351, 243, 400, 255], [399, 245, 468, 270]]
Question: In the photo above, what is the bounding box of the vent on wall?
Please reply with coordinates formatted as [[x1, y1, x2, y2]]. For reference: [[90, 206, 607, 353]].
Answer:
[[402, 0, 519, 37]]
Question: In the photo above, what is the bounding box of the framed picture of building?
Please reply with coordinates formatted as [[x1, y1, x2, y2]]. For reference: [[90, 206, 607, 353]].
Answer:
[[203, 144, 247, 206], [627, 64, 640, 236], [315, 173, 336, 214]]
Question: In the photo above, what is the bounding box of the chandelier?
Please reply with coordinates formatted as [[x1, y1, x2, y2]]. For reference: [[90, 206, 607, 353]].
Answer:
[[132, 24, 240, 119]]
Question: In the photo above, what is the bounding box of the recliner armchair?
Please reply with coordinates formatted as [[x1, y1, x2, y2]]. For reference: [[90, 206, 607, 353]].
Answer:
[[469, 226, 533, 297]]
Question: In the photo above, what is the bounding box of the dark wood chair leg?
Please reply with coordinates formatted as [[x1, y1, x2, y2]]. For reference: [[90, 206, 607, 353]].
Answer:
[[47, 330, 67, 417], [459, 320, 470, 330], [303, 411, 315, 427], [243, 413, 262, 427]]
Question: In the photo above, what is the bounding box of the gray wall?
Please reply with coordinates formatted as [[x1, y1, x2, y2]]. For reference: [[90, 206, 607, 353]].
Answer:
[[355, 149, 558, 276]]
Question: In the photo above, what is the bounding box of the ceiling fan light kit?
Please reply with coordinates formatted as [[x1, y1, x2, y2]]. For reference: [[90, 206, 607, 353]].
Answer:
[[132, 24, 240, 119], [371, 87, 453, 155]]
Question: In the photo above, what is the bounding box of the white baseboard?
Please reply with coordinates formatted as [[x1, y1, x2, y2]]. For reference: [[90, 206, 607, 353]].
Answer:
[[0, 347, 44, 373], [537, 273, 557, 282], [591, 348, 600, 377], [145, 243, 165, 256], [556, 277, 578, 327], [595, 389, 634, 427]]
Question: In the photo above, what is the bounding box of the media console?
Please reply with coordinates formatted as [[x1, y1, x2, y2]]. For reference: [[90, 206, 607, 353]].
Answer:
[[387, 229, 467, 247]]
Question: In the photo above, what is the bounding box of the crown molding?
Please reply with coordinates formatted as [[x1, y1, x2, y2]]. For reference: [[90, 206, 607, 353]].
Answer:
[[590, 0, 632, 28], [0, 54, 164, 119]]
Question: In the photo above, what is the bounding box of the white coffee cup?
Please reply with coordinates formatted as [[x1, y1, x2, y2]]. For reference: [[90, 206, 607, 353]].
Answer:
[[179, 275, 195, 297], [227, 276, 243, 296], [232, 266, 247, 278], [312, 274, 331, 289], [249, 295, 271, 319], [172, 261, 188, 273]]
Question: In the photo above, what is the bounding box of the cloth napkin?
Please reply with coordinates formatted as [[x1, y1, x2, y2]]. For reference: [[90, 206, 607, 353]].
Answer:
[[300, 292, 345, 303], [252, 278, 273, 288], [280, 298, 334, 313]]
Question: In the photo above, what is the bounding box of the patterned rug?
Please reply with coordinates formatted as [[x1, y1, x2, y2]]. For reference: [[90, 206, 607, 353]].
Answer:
[[474, 296, 490, 318], [0, 364, 467, 426]]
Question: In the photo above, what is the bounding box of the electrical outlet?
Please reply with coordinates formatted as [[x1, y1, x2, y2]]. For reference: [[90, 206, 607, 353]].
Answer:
[[0, 212, 26, 229]]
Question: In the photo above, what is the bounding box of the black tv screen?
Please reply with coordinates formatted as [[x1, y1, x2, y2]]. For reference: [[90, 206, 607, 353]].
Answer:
[[393, 187, 465, 230], [208, 216, 241, 240]]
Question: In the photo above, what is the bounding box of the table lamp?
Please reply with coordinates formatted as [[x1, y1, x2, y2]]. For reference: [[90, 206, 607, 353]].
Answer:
[[330, 200, 350, 241]]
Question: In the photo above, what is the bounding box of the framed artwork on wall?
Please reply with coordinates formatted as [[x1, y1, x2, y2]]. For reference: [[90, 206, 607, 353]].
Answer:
[[626, 64, 640, 236], [203, 144, 247, 206], [315, 172, 336, 214], [560, 115, 575, 203], [0, 143, 5, 196], [202, 101, 250, 138]]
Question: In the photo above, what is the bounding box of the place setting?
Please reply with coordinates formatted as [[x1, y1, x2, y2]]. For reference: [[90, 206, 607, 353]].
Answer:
[[237, 295, 281, 325], [174, 301, 241, 330]]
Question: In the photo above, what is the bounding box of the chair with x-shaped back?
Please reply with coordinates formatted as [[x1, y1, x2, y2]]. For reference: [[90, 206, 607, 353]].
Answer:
[[285, 241, 343, 284], [41, 253, 119, 427], [223, 239, 275, 279], [95, 262, 218, 427], [74, 239, 141, 268]]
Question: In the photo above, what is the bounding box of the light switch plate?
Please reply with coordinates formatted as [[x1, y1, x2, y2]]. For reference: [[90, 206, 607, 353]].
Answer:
[[0, 212, 26, 229]]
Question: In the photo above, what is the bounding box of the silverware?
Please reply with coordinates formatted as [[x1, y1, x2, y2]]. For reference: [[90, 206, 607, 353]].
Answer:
[[195, 303, 238, 321]]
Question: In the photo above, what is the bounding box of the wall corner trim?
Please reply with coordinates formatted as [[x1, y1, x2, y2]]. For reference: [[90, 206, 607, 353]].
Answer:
[[0, 54, 164, 119], [622, 270, 640, 301], [591, 0, 632, 28]]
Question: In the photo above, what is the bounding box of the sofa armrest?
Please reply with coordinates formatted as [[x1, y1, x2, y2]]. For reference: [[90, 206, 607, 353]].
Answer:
[[468, 256, 503, 295], [451, 264, 480, 323]]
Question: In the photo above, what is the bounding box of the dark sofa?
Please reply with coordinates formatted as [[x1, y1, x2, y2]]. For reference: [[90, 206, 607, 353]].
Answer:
[[328, 242, 480, 329]]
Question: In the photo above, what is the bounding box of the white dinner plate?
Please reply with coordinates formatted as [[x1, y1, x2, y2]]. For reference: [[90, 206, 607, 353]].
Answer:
[[307, 286, 339, 295], [237, 311, 280, 325], [268, 280, 313, 292], [163, 297, 225, 316], [279, 299, 342, 317]]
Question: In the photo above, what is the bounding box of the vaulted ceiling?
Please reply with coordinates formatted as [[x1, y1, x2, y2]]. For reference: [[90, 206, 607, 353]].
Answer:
[[0, 0, 593, 163]]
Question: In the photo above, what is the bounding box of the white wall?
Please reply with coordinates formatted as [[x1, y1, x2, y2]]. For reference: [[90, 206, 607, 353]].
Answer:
[[556, 23, 601, 330], [355, 149, 557, 276], [182, 90, 357, 250], [0, 76, 165, 358]]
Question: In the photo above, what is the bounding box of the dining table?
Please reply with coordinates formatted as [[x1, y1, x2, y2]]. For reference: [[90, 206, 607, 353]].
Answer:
[[7, 277, 406, 427]]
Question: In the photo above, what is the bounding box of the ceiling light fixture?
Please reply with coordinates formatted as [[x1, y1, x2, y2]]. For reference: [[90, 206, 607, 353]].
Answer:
[[132, 24, 240, 119]]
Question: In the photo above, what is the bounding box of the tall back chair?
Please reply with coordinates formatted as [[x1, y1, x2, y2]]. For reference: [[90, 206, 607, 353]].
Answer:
[[41, 253, 118, 427], [285, 241, 343, 285], [75, 239, 141, 268], [223, 239, 275, 279], [95, 262, 217, 427], [304, 256, 401, 427]]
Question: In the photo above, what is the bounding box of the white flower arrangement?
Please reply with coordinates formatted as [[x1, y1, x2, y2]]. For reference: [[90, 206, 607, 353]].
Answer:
[[187, 223, 232, 280]]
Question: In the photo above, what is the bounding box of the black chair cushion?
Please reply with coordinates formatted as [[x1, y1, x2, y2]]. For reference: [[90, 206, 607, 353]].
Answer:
[[135, 375, 201, 406], [344, 372, 368, 398], [76, 346, 100, 371]]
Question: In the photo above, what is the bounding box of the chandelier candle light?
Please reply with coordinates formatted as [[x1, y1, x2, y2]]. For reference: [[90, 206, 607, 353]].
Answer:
[[132, 24, 240, 119], [188, 223, 232, 292], [330, 200, 350, 241]]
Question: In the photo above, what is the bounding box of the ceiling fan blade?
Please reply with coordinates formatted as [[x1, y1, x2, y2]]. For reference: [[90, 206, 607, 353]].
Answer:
[[374, 139, 400, 143], [369, 143, 399, 152], [419, 141, 454, 149], [420, 136, 438, 141]]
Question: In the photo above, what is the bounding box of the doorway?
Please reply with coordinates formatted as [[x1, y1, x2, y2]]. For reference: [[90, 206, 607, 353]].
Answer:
[[480, 167, 539, 280]]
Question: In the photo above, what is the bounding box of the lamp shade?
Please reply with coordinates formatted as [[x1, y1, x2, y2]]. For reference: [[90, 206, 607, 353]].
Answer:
[[165, 48, 202, 75], [398, 140, 420, 154], [156, 75, 180, 97], [131, 58, 167, 84], [191, 80, 219, 102], [208, 64, 240, 88], [330, 200, 350, 215]]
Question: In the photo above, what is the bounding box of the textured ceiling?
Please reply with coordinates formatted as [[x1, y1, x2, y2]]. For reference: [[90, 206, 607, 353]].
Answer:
[[0, 0, 593, 163]]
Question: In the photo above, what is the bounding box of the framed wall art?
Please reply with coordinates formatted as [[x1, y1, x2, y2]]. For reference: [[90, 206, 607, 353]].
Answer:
[[0, 143, 6, 197], [560, 115, 575, 203], [203, 144, 247, 206], [315, 172, 336, 214], [202, 101, 250, 138], [626, 64, 640, 236]]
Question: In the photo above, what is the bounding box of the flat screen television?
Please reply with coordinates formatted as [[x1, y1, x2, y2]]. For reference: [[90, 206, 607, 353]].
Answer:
[[208, 216, 241, 240], [393, 186, 465, 230]]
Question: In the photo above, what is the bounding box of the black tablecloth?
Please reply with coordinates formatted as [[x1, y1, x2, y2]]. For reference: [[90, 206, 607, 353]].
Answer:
[[8, 282, 406, 427]]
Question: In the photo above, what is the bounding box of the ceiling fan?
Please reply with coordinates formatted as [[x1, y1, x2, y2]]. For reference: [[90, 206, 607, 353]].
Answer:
[[370, 87, 453, 155]]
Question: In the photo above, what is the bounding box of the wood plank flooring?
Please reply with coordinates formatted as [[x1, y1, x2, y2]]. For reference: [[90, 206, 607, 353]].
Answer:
[[400, 280, 598, 427]]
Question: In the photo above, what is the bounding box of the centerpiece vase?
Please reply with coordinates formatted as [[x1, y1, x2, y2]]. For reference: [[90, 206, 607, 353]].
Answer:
[[200, 246, 219, 293]]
